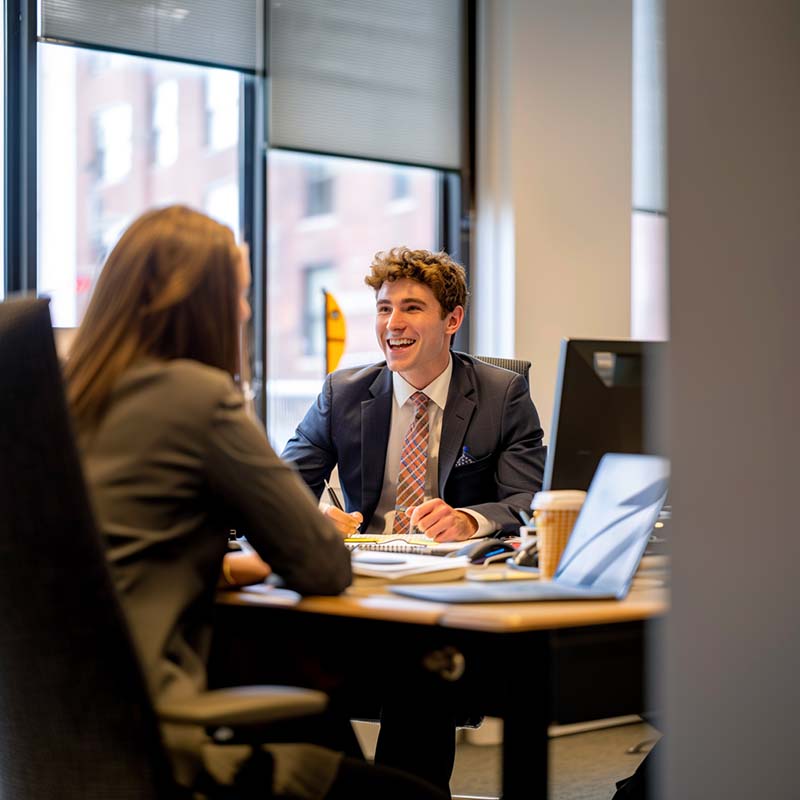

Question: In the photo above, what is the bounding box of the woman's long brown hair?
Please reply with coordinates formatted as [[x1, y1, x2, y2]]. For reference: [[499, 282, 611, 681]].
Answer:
[[65, 205, 241, 431]]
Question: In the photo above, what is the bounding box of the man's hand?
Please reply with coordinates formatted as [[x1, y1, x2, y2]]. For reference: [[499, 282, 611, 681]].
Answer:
[[324, 505, 364, 537], [407, 499, 478, 542]]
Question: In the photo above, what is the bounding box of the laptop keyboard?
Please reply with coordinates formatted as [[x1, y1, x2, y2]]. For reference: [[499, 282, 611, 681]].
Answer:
[[391, 580, 615, 604]]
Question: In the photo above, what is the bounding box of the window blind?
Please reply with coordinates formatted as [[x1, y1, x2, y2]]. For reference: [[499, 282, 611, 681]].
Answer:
[[40, 0, 262, 73], [269, 0, 463, 170]]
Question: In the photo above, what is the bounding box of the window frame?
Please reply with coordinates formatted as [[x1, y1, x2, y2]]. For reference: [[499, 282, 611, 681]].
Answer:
[[4, 0, 38, 295]]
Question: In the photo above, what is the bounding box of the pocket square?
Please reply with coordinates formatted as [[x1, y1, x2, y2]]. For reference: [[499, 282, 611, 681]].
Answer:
[[455, 447, 477, 468]]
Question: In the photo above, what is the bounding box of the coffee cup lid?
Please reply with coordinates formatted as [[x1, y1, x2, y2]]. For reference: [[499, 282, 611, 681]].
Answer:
[[531, 489, 587, 511]]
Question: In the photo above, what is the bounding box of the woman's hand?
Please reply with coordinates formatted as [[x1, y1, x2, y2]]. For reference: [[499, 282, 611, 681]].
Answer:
[[219, 551, 272, 588]]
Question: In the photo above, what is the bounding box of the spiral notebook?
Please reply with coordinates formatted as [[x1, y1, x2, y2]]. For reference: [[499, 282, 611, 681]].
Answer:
[[344, 534, 464, 556]]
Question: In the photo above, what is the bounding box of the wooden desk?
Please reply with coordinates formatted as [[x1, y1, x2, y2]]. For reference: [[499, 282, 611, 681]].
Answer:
[[213, 579, 667, 799]]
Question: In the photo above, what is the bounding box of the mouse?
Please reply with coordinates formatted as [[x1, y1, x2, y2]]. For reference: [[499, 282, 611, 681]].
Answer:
[[448, 538, 516, 564], [512, 543, 538, 568]]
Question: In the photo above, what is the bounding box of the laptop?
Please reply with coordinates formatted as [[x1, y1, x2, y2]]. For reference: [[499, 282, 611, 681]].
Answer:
[[389, 453, 669, 603]]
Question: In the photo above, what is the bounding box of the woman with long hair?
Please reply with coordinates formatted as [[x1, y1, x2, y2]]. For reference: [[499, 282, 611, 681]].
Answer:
[[65, 206, 447, 800]]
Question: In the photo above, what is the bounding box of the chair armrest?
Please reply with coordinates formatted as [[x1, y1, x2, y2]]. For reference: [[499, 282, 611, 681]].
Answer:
[[156, 686, 328, 727]]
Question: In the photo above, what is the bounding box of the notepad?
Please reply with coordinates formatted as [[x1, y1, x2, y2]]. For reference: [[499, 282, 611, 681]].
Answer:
[[344, 534, 464, 555], [351, 552, 470, 583]]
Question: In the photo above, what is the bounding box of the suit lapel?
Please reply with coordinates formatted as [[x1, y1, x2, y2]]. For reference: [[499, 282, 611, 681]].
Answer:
[[439, 356, 476, 491], [361, 367, 393, 520]]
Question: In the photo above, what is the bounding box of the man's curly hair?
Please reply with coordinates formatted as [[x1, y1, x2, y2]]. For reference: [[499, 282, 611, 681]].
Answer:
[[365, 247, 469, 317]]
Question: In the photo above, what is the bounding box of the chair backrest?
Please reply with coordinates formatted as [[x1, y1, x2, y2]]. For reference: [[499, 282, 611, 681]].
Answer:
[[0, 298, 178, 799], [472, 354, 531, 388]]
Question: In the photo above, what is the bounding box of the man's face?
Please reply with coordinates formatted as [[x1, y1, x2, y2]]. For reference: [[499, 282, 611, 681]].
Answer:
[[375, 278, 463, 388]]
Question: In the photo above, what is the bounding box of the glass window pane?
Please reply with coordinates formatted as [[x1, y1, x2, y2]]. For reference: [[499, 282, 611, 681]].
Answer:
[[153, 80, 179, 167], [266, 150, 440, 452], [206, 71, 240, 152], [37, 43, 243, 327]]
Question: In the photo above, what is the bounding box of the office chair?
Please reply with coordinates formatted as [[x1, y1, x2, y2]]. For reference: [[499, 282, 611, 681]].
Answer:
[[0, 297, 328, 799], [472, 355, 531, 388]]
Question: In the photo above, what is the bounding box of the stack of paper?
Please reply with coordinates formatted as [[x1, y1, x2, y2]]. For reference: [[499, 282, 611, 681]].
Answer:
[[351, 552, 470, 583]]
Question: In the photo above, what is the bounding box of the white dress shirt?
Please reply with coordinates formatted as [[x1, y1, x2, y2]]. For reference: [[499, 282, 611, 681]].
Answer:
[[365, 355, 495, 537]]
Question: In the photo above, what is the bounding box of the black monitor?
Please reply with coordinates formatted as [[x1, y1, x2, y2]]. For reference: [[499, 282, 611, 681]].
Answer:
[[543, 338, 664, 491]]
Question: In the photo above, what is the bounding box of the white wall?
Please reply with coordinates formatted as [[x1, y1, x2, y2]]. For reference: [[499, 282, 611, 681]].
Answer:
[[474, 0, 633, 441]]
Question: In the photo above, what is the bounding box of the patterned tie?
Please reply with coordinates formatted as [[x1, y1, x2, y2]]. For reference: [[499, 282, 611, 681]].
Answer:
[[392, 391, 430, 536]]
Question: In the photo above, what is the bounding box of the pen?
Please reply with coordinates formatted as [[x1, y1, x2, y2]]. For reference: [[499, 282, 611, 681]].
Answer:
[[518, 509, 532, 527], [324, 479, 344, 511]]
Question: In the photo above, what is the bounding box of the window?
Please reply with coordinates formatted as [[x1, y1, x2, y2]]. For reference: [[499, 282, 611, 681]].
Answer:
[[303, 163, 334, 218], [205, 181, 240, 241], [87, 51, 114, 77], [152, 80, 179, 167], [14, 2, 464, 428], [205, 71, 239, 152], [302, 262, 336, 356], [266, 150, 441, 452], [37, 44, 243, 327], [391, 171, 410, 201], [93, 104, 133, 185]]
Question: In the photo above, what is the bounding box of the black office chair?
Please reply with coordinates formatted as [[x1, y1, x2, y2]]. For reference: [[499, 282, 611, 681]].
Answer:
[[0, 298, 328, 799], [472, 354, 531, 388]]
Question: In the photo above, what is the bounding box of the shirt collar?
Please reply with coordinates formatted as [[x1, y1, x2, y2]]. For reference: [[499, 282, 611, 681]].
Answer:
[[392, 354, 453, 411]]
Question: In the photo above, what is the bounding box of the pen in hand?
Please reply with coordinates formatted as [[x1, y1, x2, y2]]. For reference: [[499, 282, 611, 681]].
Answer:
[[324, 480, 363, 537], [324, 479, 344, 511]]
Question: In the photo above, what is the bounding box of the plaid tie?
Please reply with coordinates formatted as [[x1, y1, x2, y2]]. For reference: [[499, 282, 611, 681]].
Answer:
[[392, 391, 430, 536]]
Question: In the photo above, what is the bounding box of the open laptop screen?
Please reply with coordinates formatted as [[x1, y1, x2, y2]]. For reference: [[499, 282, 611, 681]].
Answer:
[[554, 453, 669, 596]]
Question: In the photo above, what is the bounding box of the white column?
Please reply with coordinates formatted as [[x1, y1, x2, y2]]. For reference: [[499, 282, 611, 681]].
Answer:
[[474, 0, 633, 441], [472, 0, 516, 360]]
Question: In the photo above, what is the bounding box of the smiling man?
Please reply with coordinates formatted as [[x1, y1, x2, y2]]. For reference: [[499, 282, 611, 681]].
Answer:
[[281, 247, 546, 791], [283, 246, 547, 543]]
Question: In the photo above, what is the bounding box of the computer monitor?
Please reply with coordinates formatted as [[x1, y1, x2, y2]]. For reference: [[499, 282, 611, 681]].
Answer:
[[543, 338, 664, 491]]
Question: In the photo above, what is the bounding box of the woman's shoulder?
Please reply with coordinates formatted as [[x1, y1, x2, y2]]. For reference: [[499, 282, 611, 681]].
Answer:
[[164, 358, 236, 389], [116, 358, 241, 411]]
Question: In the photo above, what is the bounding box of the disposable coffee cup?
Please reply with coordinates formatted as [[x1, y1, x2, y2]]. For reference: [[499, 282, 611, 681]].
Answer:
[[531, 490, 587, 579]]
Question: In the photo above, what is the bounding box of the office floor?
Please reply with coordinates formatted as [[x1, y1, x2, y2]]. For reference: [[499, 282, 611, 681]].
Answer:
[[354, 719, 659, 799]]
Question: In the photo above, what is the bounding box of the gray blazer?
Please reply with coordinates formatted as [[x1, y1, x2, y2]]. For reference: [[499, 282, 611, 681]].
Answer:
[[79, 358, 351, 708], [282, 352, 547, 532]]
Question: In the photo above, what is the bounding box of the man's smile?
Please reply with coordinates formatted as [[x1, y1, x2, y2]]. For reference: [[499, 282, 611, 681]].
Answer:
[[387, 337, 417, 350]]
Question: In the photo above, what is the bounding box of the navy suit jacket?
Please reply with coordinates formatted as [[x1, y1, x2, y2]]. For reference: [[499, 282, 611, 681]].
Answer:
[[281, 352, 547, 532]]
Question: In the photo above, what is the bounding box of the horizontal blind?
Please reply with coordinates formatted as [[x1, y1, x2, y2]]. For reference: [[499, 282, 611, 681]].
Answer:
[[40, 0, 261, 73], [269, 0, 463, 170]]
